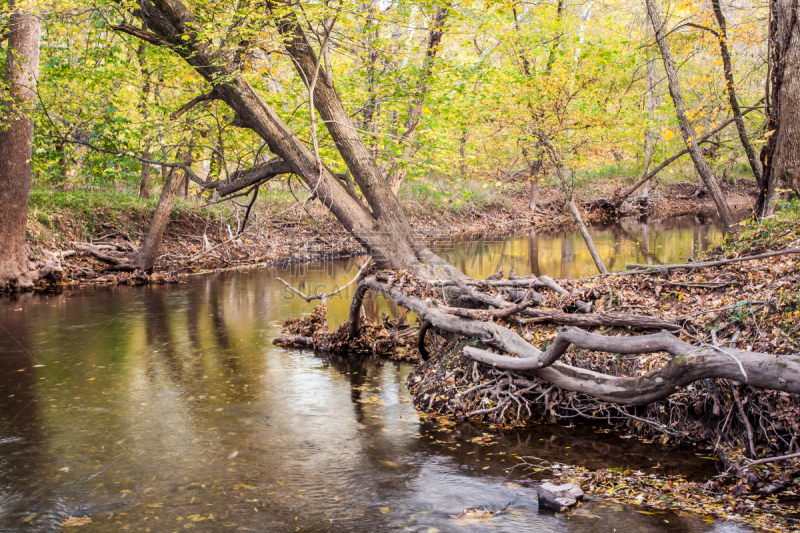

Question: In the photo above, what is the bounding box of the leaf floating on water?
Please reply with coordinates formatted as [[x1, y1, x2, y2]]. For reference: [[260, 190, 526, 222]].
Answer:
[[451, 507, 499, 520], [380, 507, 390, 514], [381, 461, 399, 467], [63, 517, 92, 527]]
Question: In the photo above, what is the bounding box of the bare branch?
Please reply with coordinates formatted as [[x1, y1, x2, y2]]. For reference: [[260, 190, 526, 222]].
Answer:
[[278, 258, 371, 305]]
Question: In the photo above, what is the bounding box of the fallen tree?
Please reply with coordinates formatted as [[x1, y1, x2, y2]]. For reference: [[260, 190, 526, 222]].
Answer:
[[346, 274, 800, 405]]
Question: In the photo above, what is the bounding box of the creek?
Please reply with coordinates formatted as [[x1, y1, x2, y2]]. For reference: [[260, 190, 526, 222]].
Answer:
[[0, 213, 751, 531]]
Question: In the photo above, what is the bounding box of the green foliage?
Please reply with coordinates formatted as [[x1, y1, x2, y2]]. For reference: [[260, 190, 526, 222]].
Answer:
[[27, 0, 770, 215], [719, 198, 800, 254], [27, 186, 234, 242], [398, 177, 509, 213]]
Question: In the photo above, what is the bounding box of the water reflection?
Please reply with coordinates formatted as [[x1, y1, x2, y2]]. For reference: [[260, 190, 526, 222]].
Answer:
[[432, 213, 728, 279], [0, 214, 750, 532]]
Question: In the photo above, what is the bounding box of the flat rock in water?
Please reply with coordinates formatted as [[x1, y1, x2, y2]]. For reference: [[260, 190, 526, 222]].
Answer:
[[537, 482, 584, 511]]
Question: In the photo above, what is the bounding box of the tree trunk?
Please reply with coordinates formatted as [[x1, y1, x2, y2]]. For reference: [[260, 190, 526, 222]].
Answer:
[[139, 146, 151, 199], [529, 175, 540, 212], [711, 0, 763, 185], [118, 0, 461, 278], [641, 23, 660, 198], [646, 0, 735, 231], [757, 0, 800, 216], [0, 7, 41, 290], [138, 44, 152, 200], [383, 5, 449, 193], [129, 164, 184, 271], [567, 197, 609, 274], [459, 129, 468, 177]]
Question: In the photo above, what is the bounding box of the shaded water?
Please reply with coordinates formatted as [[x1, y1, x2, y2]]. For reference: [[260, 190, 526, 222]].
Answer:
[[0, 214, 749, 532]]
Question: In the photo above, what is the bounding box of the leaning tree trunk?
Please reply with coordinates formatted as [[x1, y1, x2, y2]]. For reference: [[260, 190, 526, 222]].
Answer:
[[757, 0, 800, 216], [646, 0, 736, 232], [116, 0, 459, 279], [0, 8, 41, 290], [129, 164, 184, 271], [567, 196, 609, 274], [711, 0, 763, 186]]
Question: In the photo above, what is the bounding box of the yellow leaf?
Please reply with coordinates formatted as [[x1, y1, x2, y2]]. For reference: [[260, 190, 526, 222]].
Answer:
[[63, 517, 92, 527]]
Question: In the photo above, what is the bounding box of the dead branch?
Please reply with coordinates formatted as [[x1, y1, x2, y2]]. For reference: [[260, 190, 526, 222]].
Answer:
[[627, 247, 800, 272], [744, 451, 800, 467], [278, 258, 371, 305], [75, 244, 128, 265], [516, 310, 680, 331]]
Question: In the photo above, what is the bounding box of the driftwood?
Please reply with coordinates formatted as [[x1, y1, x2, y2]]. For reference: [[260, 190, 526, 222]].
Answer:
[[438, 304, 678, 331], [348, 275, 800, 405], [429, 272, 591, 313], [515, 310, 679, 331]]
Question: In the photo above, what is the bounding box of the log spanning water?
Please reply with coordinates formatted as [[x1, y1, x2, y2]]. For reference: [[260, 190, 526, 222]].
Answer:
[[0, 214, 747, 532]]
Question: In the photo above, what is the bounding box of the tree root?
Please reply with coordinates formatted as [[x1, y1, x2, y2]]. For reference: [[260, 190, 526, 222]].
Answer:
[[0, 247, 64, 291], [349, 275, 800, 405]]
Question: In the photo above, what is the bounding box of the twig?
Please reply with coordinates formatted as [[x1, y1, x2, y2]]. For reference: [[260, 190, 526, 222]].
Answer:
[[277, 257, 371, 305], [744, 451, 800, 467], [627, 247, 800, 272], [711, 330, 748, 381]]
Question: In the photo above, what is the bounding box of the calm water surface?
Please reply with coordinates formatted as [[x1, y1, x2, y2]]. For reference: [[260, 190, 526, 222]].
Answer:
[[0, 214, 750, 532]]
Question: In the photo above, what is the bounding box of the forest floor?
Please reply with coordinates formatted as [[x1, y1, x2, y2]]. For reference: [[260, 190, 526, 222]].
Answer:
[[25, 174, 758, 287]]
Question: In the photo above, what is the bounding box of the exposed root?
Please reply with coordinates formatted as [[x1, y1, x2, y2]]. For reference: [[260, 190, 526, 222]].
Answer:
[[0, 246, 65, 291]]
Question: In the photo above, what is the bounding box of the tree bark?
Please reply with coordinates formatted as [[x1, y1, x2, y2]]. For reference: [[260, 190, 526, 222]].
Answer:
[[128, 163, 184, 271], [139, 146, 152, 199], [757, 0, 800, 216], [0, 7, 41, 290], [568, 197, 609, 274], [529, 174, 540, 212], [646, 0, 735, 232], [138, 44, 152, 199], [711, 0, 763, 185]]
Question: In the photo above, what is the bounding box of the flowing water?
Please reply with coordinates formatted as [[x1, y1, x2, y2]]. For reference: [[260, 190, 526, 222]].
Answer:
[[0, 214, 751, 532]]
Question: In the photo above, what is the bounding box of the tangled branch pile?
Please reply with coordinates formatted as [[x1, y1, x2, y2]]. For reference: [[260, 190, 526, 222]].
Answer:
[[274, 303, 418, 356]]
